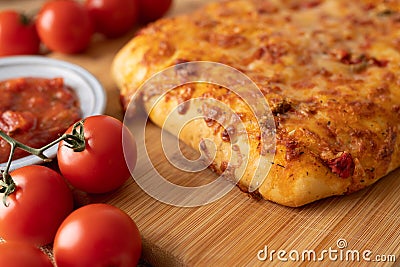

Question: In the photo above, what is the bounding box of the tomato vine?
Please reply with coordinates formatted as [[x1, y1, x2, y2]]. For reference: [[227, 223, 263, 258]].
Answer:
[[0, 119, 86, 206]]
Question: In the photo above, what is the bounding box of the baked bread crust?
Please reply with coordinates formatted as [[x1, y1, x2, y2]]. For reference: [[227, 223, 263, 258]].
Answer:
[[112, 0, 400, 206]]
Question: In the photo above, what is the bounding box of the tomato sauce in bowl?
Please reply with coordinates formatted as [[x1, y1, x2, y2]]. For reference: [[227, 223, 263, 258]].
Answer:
[[0, 77, 81, 163]]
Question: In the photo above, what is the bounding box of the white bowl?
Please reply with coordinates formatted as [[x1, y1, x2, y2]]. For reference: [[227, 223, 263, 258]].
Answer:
[[0, 56, 106, 170]]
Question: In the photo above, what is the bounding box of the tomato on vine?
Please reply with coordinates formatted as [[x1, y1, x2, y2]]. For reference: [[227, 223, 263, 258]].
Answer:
[[57, 115, 137, 194], [0, 10, 40, 56], [0, 241, 53, 267], [0, 165, 73, 246], [53, 203, 142, 267]]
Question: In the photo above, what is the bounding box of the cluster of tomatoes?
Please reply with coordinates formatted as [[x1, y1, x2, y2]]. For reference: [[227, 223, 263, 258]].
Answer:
[[0, 0, 173, 56], [0, 115, 141, 267]]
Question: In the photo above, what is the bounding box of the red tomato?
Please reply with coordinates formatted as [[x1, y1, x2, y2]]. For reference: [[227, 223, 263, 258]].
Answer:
[[53, 203, 142, 267], [0, 241, 53, 267], [86, 0, 138, 38], [36, 0, 94, 54], [136, 0, 173, 23], [0, 10, 40, 56], [0, 165, 73, 246], [57, 115, 137, 194]]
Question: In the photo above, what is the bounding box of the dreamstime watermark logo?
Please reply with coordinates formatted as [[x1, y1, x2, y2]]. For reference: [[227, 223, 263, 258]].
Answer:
[[122, 61, 276, 207], [257, 238, 397, 263]]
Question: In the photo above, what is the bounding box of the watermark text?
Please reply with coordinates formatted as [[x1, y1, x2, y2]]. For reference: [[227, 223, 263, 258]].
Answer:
[[257, 239, 396, 263]]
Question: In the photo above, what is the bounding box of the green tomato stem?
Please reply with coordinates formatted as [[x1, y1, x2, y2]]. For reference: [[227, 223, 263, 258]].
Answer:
[[0, 119, 86, 206]]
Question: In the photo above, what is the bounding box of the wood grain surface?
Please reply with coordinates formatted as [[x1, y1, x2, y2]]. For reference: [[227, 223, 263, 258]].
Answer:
[[0, 0, 399, 266], [102, 122, 400, 267]]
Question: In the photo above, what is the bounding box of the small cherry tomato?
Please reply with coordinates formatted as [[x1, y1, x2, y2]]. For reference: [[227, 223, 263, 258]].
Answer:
[[86, 0, 138, 38], [53, 203, 142, 267], [0, 165, 73, 246], [136, 0, 173, 23], [0, 10, 40, 56], [36, 0, 94, 53], [57, 115, 137, 194], [0, 241, 53, 267]]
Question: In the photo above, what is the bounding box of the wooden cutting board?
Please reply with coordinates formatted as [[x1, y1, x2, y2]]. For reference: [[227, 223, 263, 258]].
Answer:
[[94, 120, 399, 267], [1, 0, 399, 266]]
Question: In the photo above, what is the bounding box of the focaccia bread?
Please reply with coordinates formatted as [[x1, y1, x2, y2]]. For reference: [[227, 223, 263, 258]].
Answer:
[[112, 0, 400, 207]]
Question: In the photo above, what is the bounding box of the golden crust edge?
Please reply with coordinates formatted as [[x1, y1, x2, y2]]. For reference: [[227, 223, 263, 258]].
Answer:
[[144, 92, 356, 207]]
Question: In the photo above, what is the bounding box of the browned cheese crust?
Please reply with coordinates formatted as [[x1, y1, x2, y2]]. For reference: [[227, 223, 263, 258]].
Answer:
[[112, 0, 400, 207]]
